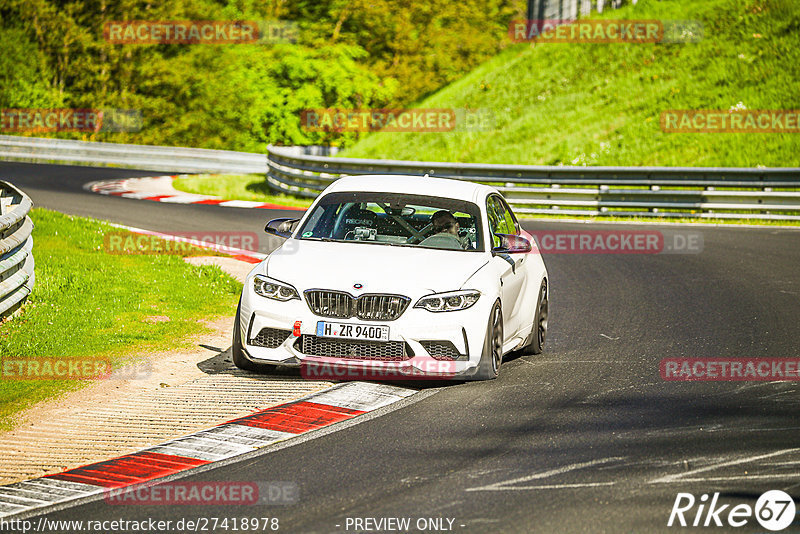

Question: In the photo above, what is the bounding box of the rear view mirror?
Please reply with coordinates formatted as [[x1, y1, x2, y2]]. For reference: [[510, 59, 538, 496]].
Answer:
[[265, 217, 300, 238], [492, 233, 532, 254]]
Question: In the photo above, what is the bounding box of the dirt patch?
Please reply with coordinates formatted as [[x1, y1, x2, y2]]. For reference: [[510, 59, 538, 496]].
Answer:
[[0, 258, 331, 484]]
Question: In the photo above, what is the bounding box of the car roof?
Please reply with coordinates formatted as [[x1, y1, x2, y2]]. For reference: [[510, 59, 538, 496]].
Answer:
[[323, 174, 497, 204]]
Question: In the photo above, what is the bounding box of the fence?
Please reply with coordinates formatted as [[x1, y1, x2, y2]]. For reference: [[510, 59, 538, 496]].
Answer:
[[0, 135, 266, 174], [0, 135, 342, 175], [0, 182, 34, 318], [527, 0, 636, 23], [265, 145, 800, 221], [1, 136, 798, 221]]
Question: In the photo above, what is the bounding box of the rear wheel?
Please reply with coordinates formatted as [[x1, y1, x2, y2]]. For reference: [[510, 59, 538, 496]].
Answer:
[[522, 280, 548, 355], [475, 302, 503, 380], [232, 299, 258, 371]]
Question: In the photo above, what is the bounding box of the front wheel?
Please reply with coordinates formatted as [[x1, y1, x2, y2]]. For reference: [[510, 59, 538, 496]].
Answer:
[[474, 301, 504, 380], [232, 298, 258, 371]]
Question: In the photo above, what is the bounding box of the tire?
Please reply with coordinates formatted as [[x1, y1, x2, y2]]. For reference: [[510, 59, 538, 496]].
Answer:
[[522, 280, 548, 355], [474, 301, 503, 380], [232, 298, 258, 371]]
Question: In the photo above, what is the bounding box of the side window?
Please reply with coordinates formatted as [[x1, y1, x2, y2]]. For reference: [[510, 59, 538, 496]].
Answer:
[[490, 196, 515, 232], [487, 196, 514, 247], [499, 197, 520, 235]]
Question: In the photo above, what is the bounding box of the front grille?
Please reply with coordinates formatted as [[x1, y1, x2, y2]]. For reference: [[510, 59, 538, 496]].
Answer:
[[295, 335, 411, 361], [304, 290, 410, 321], [305, 290, 353, 319], [250, 327, 292, 349], [356, 294, 410, 320], [420, 340, 462, 360]]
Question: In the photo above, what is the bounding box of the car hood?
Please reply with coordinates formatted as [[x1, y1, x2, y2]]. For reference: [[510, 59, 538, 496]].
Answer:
[[264, 239, 488, 295]]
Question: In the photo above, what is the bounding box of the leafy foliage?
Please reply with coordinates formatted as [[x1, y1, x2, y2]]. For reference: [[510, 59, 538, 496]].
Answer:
[[0, 0, 516, 150]]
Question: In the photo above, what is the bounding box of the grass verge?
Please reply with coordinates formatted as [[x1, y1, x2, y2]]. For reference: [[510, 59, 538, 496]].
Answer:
[[341, 0, 800, 167], [0, 208, 242, 430], [173, 174, 314, 208]]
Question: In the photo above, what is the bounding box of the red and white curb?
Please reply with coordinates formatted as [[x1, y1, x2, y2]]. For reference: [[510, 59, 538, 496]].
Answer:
[[107, 222, 266, 264], [85, 176, 305, 211], [0, 382, 416, 518]]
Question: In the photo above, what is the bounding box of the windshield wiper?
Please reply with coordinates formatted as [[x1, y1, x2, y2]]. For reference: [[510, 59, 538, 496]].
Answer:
[[300, 236, 338, 242]]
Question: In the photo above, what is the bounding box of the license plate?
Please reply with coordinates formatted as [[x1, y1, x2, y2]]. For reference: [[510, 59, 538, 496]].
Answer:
[[316, 321, 389, 341]]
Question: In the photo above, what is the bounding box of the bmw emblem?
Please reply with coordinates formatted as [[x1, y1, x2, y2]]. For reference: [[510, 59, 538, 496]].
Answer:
[[353, 283, 363, 290]]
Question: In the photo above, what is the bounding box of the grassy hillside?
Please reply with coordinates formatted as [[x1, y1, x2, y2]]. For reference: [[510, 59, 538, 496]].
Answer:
[[343, 0, 800, 167]]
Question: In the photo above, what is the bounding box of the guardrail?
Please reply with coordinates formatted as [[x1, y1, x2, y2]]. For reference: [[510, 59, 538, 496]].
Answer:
[[266, 146, 800, 221], [2, 136, 798, 221], [0, 135, 266, 174], [0, 182, 34, 318]]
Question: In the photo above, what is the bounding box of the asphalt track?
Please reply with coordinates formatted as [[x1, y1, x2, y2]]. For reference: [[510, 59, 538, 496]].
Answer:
[[3, 161, 800, 533]]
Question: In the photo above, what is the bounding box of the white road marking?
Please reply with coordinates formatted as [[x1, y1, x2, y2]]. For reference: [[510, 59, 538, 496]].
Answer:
[[680, 474, 800, 482], [155, 195, 210, 204], [465, 457, 624, 492], [196, 424, 294, 447], [309, 382, 415, 411], [763, 460, 800, 466], [218, 200, 268, 208], [489, 482, 617, 490], [650, 448, 800, 484], [582, 382, 661, 402], [0, 479, 102, 517], [528, 360, 629, 364]]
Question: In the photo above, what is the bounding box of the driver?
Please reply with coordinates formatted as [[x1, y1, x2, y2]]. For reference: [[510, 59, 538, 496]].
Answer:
[[419, 210, 466, 250]]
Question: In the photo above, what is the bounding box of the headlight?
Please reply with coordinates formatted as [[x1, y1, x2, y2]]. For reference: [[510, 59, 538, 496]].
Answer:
[[415, 290, 480, 312], [253, 275, 300, 301]]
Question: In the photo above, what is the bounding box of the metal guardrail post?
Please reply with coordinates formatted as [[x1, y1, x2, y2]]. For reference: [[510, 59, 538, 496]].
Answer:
[[0, 181, 35, 318]]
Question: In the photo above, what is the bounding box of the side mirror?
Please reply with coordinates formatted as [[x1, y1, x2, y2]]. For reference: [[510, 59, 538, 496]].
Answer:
[[492, 233, 532, 254], [265, 217, 300, 238]]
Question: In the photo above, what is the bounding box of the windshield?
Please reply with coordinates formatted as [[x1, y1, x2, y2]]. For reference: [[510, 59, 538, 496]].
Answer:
[[296, 192, 484, 252]]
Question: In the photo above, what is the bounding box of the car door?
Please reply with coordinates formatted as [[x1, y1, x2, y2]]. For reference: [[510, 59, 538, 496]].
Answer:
[[486, 195, 526, 337]]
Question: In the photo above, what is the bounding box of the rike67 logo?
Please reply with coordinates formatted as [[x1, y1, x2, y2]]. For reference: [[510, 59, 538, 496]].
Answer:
[[669, 490, 796, 531]]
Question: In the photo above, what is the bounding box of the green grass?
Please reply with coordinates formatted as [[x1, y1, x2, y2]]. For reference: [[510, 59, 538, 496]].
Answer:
[[0, 208, 242, 430], [341, 0, 800, 167], [173, 174, 314, 208]]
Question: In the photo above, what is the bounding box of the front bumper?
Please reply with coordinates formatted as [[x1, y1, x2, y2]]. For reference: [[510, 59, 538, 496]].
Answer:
[[238, 285, 492, 379]]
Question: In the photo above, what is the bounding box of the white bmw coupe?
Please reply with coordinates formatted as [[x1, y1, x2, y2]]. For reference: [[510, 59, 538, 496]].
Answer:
[[232, 175, 549, 380]]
